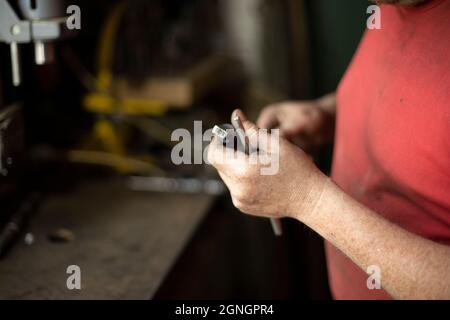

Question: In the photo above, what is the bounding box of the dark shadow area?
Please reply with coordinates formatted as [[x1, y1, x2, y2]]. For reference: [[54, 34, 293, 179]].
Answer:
[[155, 196, 331, 299]]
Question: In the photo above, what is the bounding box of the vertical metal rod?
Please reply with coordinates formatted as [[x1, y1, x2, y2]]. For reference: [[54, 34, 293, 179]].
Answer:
[[34, 40, 45, 65], [270, 218, 283, 236], [10, 42, 21, 86]]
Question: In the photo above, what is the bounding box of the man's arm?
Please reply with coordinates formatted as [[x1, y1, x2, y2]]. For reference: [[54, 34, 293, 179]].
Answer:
[[208, 109, 450, 300], [301, 179, 450, 299]]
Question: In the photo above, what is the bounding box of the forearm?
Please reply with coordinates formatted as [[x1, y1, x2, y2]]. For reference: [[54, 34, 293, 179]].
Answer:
[[297, 178, 450, 299]]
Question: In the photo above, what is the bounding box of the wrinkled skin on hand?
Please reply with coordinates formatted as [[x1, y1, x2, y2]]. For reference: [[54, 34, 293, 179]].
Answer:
[[208, 109, 328, 220]]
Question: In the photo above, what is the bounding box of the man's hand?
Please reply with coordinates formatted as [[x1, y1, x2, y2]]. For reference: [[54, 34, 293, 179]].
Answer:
[[257, 94, 336, 151], [208, 110, 450, 300], [207, 109, 327, 220]]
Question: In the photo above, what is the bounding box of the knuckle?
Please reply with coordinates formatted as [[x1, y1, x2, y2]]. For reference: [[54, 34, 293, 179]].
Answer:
[[231, 197, 244, 209], [234, 165, 250, 179], [246, 127, 259, 141], [261, 106, 276, 118], [264, 104, 277, 113], [233, 184, 252, 202], [232, 188, 246, 202]]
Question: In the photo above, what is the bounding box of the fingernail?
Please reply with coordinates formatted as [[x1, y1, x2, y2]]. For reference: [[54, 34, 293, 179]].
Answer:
[[232, 109, 244, 121]]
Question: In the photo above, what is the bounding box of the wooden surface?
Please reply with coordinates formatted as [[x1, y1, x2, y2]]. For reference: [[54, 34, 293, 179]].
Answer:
[[114, 55, 229, 108], [0, 179, 215, 299]]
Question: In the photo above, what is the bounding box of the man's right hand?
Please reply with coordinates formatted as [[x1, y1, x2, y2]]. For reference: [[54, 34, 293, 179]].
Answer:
[[256, 93, 336, 152]]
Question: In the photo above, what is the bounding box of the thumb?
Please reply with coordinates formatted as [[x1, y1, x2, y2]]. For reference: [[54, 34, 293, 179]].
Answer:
[[232, 109, 274, 154], [232, 109, 259, 146]]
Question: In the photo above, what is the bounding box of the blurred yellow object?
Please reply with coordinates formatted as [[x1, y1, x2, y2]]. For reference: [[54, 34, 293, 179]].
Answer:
[[68, 150, 162, 175], [76, 2, 167, 174], [87, 1, 169, 116], [93, 119, 124, 156], [95, 1, 123, 93], [84, 93, 168, 116], [78, 1, 226, 174]]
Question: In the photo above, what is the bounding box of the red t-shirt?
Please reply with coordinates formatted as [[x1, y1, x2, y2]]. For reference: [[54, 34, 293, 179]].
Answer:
[[327, 0, 450, 299]]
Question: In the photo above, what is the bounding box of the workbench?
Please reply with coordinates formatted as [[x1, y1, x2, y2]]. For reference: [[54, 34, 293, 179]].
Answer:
[[0, 178, 215, 299]]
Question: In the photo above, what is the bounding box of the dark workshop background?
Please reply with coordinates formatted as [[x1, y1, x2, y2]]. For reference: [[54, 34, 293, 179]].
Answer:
[[0, 0, 367, 299]]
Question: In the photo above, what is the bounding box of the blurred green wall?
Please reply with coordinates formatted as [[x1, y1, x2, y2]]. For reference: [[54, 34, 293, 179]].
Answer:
[[306, 0, 368, 96]]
